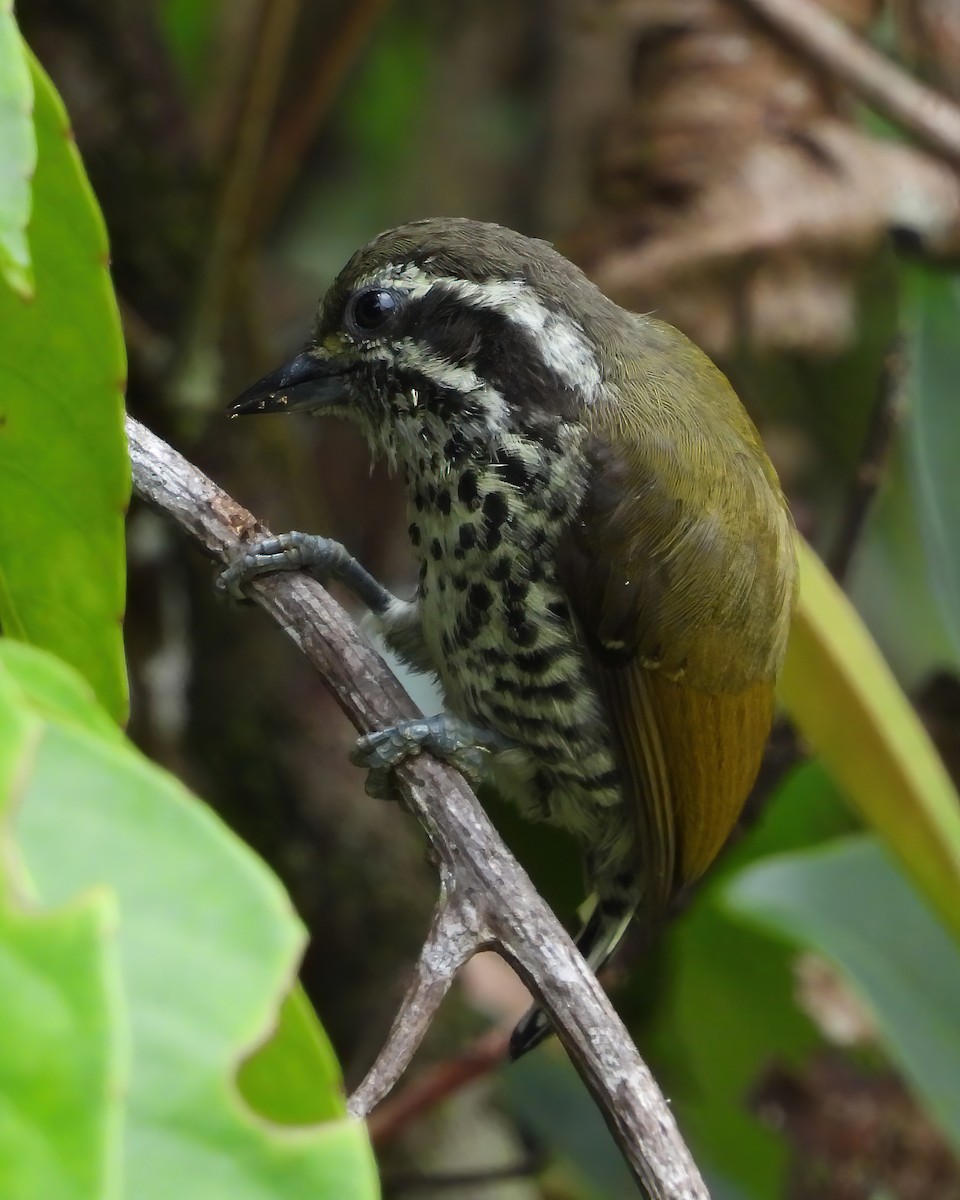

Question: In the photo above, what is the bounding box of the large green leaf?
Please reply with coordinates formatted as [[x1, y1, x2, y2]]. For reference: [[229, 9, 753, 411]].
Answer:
[[0, 651, 123, 1200], [0, 53, 128, 723], [725, 836, 960, 1155], [0, 3, 34, 297], [0, 901, 122, 1200], [781, 540, 960, 944], [3, 640, 379, 1199], [904, 268, 960, 663]]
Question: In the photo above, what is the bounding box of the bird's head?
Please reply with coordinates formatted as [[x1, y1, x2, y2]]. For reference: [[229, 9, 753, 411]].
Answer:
[[231, 218, 627, 469]]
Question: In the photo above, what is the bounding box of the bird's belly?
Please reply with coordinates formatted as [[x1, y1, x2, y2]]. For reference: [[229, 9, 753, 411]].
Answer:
[[418, 555, 627, 853]]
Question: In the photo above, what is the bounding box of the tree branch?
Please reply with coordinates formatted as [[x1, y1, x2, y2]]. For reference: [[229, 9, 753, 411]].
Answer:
[[348, 879, 482, 1119], [736, 0, 960, 168], [126, 414, 709, 1199]]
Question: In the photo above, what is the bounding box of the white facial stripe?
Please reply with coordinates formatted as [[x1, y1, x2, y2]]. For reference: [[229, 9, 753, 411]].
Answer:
[[391, 337, 507, 430], [355, 264, 602, 401]]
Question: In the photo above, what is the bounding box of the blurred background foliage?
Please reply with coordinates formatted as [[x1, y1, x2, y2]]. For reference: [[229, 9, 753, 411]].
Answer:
[[14, 0, 960, 1195]]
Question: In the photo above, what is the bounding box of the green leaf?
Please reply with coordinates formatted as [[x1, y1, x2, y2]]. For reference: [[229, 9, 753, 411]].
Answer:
[[781, 539, 960, 944], [0, 652, 124, 1200], [904, 268, 960, 663], [0, 5, 34, 297], [4, 641, 379, 1199], [725, 837, 960, 1155], [848, 439, 958, 685], [0, 900, 123, 1200], [238, 985, 347, 1126], [0, 54, 128, 724]]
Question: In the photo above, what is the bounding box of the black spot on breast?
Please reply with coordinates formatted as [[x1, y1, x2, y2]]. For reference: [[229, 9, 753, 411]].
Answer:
[[581, 767, 622, 792], [430, 538, 443, 561], [458, 471, 480, 508], [489, 556, 512, 582], [455, 608, 483, 643], [483, 490, 509, 527], [458, 524, 477, 550], [436, 489, 451, 516], [527, 560, 545, 584], [515, 646, 562, 673], [534, 745, 566, 765], [482, 491, 509, 551], [502, 578, 528, 605], [516, 678, 576, 702], [508, 610, 538, 647], [489, 701, 549, 731], [547, 598, 570, 621], [453, 574, 469, 592], [468, 582, 493, 611], [408, 522, 421, 547], [414, 490, 425, 512], [500, 452, 531, 490]]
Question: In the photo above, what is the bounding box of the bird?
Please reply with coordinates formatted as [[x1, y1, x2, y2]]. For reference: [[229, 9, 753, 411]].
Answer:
[[220, 217, 798, 1057]]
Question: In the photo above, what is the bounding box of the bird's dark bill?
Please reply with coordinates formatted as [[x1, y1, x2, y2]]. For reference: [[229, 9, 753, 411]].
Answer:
[[229, 350, 350, 416]]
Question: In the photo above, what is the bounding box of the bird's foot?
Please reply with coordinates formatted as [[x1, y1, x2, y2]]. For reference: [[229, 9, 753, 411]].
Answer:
[[217, 531, 343, 599], [351, 713, 513, 799], [217, 530, 395, 613]]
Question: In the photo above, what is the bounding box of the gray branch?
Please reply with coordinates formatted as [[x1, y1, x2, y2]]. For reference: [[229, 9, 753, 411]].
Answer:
[[126, 414, 709, 1200]]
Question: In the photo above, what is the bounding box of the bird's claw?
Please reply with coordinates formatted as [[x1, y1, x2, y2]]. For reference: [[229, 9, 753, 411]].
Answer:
[[217, 531, 341, 599], [350, 714, 511, 797]]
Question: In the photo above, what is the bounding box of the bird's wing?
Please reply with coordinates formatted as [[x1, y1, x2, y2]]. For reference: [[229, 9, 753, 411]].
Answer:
[[557, 318, 797, 911]]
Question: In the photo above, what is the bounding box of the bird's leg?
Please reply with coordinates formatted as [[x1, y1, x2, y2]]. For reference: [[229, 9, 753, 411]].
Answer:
[[219, 533, 516, 795], [219, 530, 434, 673], [351, 714, 515, 799]]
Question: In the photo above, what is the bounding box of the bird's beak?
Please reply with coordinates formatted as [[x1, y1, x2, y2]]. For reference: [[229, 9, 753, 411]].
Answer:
[[229, 349, 351, 417]]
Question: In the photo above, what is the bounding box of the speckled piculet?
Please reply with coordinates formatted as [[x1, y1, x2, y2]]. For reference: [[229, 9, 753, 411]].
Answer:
[[222, 218, 798, 1057]]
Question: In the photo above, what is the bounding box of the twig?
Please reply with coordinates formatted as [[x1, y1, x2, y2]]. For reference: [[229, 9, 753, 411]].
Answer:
[[126, 414, 710, 1200], [349, 882, 483, 1119], [735, 0, 960, 168], [828, 337, 905, 584]]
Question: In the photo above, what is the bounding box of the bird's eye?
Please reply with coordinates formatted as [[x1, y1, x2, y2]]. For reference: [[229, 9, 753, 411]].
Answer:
[[346, 288, 400, 336]]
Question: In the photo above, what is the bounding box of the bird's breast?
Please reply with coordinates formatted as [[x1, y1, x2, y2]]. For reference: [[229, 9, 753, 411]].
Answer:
[[403, 439, 623, 830]]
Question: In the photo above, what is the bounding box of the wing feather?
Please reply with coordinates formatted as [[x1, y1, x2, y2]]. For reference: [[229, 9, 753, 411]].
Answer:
[[559, 316, 797, 901]]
